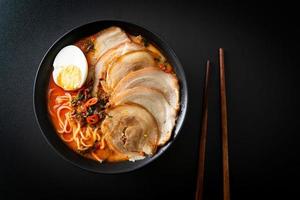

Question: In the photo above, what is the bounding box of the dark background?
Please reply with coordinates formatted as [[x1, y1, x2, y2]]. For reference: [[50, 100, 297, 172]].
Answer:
[[1, 0, 299, 199]]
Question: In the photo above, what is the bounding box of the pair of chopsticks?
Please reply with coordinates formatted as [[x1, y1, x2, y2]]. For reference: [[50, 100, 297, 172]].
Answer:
[[195, 48, 230, 200]]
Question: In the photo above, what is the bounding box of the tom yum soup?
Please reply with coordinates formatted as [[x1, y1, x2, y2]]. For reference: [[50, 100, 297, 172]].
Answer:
[[47, 26, 180, 163]]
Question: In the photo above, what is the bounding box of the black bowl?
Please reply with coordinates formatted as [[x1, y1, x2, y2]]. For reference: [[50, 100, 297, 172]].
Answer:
[[33, 20, 188, 174]]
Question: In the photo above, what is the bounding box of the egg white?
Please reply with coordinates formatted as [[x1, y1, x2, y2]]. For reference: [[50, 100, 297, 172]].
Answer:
[[52, 45, 88, 91]]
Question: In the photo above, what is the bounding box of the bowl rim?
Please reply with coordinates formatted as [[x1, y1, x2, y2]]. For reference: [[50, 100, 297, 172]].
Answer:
[[33, 19, 188, 174]]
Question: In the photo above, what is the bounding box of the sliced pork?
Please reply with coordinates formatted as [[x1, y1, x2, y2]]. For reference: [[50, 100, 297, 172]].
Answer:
[[113, 67, 180, 110], [89, 26, 130, 65], [110, 86, 176, 146], [92, 42, 143, 96], [105, 50, 156, 92], [101, 104, 159, 161]]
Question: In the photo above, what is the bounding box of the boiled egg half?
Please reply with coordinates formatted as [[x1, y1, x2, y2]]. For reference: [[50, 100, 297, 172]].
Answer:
[[52, 45, 88, 91]]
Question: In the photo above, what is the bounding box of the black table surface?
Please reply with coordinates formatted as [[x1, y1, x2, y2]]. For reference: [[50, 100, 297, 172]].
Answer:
[[1, 0, 299, 199]]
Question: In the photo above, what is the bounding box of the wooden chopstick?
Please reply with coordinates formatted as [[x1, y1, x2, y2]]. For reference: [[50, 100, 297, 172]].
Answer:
[[195, 60, 211, 200], [219, 48, 230, 200]]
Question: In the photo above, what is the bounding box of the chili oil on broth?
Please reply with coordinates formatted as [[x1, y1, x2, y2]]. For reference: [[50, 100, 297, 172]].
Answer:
[[47, 28, 178, 163]]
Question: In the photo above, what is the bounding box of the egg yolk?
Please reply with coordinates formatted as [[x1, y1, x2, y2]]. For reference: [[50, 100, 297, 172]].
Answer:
[[56, 65, 82, 90]]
